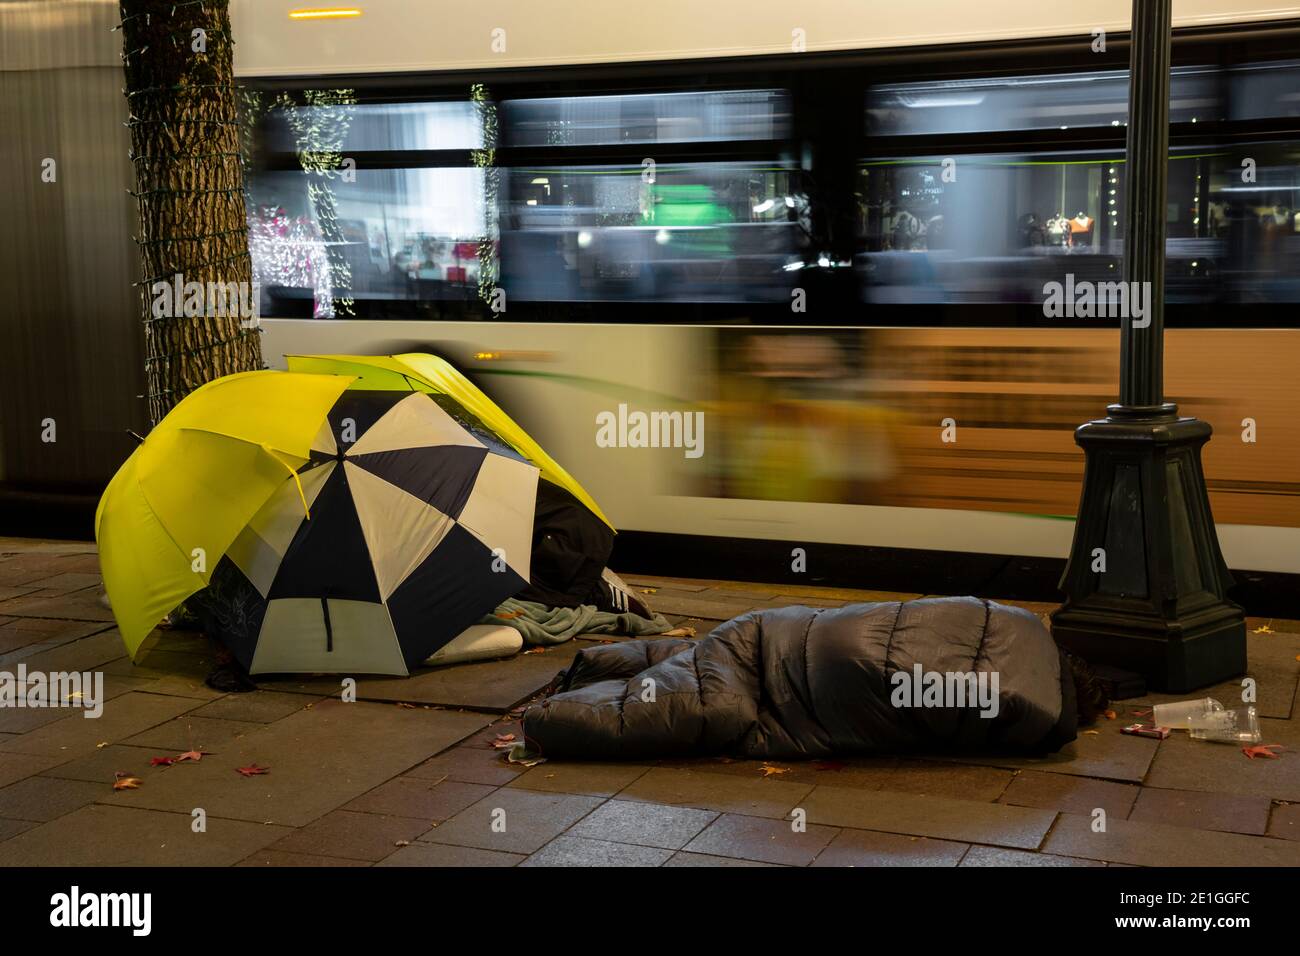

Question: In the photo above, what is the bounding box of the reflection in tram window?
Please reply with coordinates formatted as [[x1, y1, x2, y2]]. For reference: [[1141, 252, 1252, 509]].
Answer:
[[857, 147, 1300, 305], [261, 99, 484, 153], [501, 89, 791, 147], [247, 168, 488, 317], [866, 67, 1221, 136], [1227, 60, 1300, 121], [501, 162, 798, 302]]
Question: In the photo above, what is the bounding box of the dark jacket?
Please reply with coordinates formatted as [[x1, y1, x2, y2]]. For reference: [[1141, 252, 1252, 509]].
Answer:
[[523, 597, 1077, 760]]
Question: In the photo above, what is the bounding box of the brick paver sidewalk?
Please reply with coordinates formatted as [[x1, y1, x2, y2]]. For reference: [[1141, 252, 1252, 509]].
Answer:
[[1, 538, 1297, 866]]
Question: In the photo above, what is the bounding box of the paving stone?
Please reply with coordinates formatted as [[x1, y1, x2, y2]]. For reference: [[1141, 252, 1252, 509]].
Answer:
[[1128, 787, 1272, 835], [803, 785, 1056, 849], [522, 835, 673, 867], [236, 849, 369, 867], [811, 829, 967, 867], [100, 649, 226, 700], [189, 691, 324, 723], [0, 775, 106, 822], [927, 725, 1160, 783], [999, 770, 1139, 819], [0, 751, 68, 788], [663, 851, 778, 867], [256, 640, 584, 712], [683, 812, 837, 866], [1043, 812, 1300, 866], [99, 699, 488, 827], [37, 744, 171, 784], [0, 704, 71, 735], [27, 573, 102, 594], [0, 629, 124, 678], [567, 798, 716, 849], [0, 804, 292, 866], [1, 692, 202, 758], [1144, 718, 1300, 802], [641, 593, 781, 620], [616, 767, 812, 819], [404, 745, 526, 786], [621, 577, 711, 593], [884, 761, 1015, 801], [959, 846, 1104, 867], [508, 761, 650, 797], [123, 715, 263, 753], [459, 721, 525, 750], [421, 788, 602, 855], [1267, 803, 1300, 842], [376, 842, 524, 867], [0, 817, 36, 843], [269, 809, 430, 862], [0, 591, 115, 622], [343, 777, 495, 820], [0, 618, 100, 655]]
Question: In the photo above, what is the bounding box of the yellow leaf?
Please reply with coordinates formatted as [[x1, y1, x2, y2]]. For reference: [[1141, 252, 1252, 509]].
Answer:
[[759, 763, 790, 777]]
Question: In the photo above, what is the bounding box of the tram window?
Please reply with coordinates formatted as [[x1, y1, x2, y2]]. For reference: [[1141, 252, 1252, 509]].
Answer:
[[261, 100, 483, 153], [501, 89, 791, 147], [500, 162, 798, 302], [1228, 60, 1300, 121], [856, 152, 1227, 306], [247, 167, 488, 318], [866, 67, 1221, 136]]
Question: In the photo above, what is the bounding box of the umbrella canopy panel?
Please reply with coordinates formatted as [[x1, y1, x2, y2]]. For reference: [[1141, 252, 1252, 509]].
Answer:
[[223, 389, 539, 674]]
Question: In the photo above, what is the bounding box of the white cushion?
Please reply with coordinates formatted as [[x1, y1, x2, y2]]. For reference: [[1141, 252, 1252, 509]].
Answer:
[[423, 624, 523, 667]]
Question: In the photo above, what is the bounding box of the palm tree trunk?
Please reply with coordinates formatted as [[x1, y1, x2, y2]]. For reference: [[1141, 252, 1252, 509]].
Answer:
[[120, 0, 262, 426]]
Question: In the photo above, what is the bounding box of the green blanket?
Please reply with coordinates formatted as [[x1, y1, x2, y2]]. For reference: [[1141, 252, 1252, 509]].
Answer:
[[481, 598, 674, 646]]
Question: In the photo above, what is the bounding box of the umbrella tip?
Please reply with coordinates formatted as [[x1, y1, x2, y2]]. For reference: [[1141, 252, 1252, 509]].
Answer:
[[125, 429, 146, 446]]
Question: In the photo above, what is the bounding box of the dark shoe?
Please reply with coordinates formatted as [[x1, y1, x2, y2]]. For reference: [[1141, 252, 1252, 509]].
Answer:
[[205, 661, 257, 693]]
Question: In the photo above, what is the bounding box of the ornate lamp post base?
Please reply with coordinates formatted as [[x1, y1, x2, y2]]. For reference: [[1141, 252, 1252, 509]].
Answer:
[[1051, 410, 1246, 693]]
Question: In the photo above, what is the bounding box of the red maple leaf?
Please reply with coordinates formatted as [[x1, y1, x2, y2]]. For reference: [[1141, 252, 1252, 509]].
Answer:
[[113, 772, 142, 790], [1242, 744, 1284, 760], [174, 749, 212, 763], [149, 756, 176, 767], [236, 764, 270, 777]]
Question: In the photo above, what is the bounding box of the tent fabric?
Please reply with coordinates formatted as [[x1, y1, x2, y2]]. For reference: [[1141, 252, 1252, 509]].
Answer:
[[522, 597, 1078, 760]]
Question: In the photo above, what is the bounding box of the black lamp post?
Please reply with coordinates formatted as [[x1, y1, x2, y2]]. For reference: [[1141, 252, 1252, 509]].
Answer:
[[1050, 0, 1247, 692]]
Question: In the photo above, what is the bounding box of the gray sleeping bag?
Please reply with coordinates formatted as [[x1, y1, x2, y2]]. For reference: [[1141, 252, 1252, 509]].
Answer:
[[523, 596, 1077, 760]]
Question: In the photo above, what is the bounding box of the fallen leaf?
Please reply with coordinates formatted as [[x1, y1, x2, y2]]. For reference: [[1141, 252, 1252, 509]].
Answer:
[[95, 741, 109, 749], [173, 749, 212, 763], [395, 702, 416, 709], [523, 647, 546, 655], [1253, 625, 1274, 634], [494, 610, 525, 620], [1242, 744, 1284, 760], [394, 840, 410, 847], [113, 772, 142, 791], [150, 756, 176, 767], [1082, 729, 1100, 736], [236, 764, 270, 777], [639, 588, 658, 594], [759, 763, 790, 777], [1103, 710, 1117, 720], [491, 733, 517, 750]]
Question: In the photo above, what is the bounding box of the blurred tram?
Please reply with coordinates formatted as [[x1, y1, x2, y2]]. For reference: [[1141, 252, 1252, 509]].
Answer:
[[231, 1, 1300, 581]]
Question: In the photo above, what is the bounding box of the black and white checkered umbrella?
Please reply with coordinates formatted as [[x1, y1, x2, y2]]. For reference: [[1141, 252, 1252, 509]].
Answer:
[[219, 389, 538, 675]]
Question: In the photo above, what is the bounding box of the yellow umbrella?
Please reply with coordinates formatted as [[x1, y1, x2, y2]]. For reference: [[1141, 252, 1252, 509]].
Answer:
[[284, 352, 613, 530], [95, 370, 355, 657]]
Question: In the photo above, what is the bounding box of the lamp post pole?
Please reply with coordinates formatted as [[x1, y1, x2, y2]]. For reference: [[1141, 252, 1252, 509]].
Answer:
[[1050, 0, 1247, 692]]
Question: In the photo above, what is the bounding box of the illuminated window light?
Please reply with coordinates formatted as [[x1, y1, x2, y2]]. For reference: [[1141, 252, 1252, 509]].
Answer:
[[290, 8, 363, 20]]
